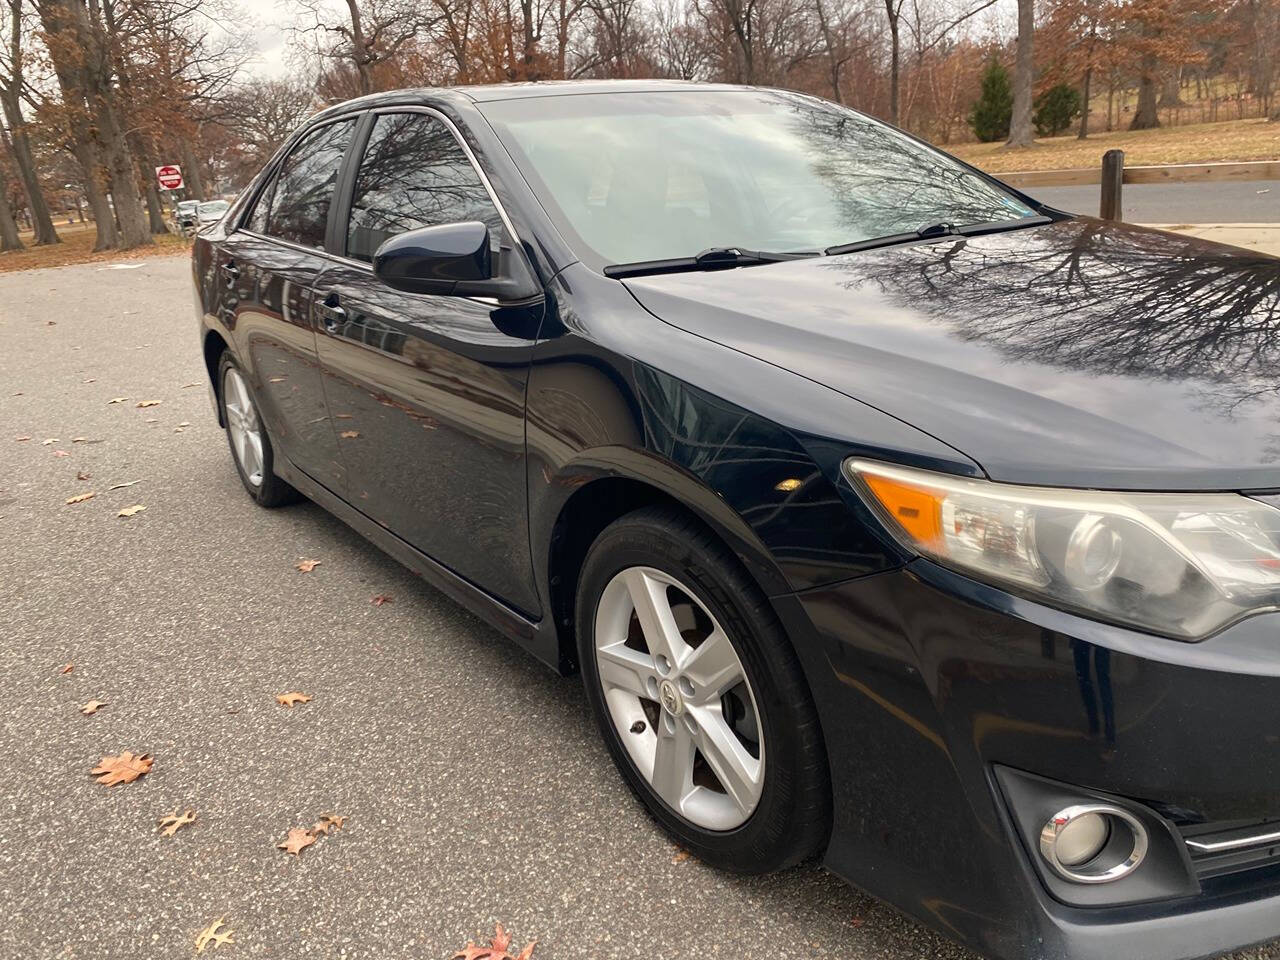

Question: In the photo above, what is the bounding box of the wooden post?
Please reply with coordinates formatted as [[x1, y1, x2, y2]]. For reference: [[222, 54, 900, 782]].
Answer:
[[1100, 149, 1124, 221]]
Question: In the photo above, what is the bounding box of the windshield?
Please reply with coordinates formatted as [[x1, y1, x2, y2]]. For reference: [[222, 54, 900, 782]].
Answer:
[[479, 90, 1038, 270], [199, 201, 229, 219]]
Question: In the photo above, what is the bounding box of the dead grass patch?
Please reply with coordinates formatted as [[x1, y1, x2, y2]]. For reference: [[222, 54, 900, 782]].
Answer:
[[0, 220, 189, 273]]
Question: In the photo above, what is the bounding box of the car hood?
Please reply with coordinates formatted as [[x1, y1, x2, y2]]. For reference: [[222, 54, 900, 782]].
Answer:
[[623, 218, 1280, 491]]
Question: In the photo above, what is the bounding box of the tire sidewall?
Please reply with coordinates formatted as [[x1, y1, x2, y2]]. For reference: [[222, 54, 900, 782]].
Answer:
[[218, 353, 278, 506]]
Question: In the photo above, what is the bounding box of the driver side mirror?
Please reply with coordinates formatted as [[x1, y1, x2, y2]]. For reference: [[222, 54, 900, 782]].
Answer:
[[372, 221, 493, 296]]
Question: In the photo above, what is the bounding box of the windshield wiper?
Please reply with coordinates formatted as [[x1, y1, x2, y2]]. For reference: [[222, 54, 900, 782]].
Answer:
[[824, 215, 1052, 257], [604, 246, 819, 279]]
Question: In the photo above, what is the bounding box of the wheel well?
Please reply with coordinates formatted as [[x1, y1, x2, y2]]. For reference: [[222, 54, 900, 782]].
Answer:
[[203, 330, 229, 424]]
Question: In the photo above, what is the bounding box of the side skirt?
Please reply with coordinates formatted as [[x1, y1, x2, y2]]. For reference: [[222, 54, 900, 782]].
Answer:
[[274, 456, 569, 675]]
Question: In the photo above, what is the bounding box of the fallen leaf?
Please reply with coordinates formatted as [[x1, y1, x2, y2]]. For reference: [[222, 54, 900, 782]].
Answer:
[[334, 413, 353, 419], [90, 751, 153, 786], [80, 699, 107, 715], [312, 813, 347, 835], [268, 376, 287, 383], [339, 430, 360, 439], [145, 418, 158, 423], [108, 479, 142, 490], [71, 437, 89, 443], [158, 809, 197, 837], [65, 492, 95, 505], [452, 924, 537, 960], [295, 559, 320, 573], [371, 594, 393, 606], [117, 504, 146, 518], [15, 435, 30, 442], [194, 918, 234, 952], [82, 378, 96, 383], [76, 471, 92, 481], [276, 827, 316, 856], [59, 663, 74, 675], [672, 848, 691, 864], [181, 382, 199, 388], [52, 450, 70, 457], [275, 692, 312, 708], [41, 438, 59, 445], [107, 397, 129, 404], [136, 400, 162, 408]]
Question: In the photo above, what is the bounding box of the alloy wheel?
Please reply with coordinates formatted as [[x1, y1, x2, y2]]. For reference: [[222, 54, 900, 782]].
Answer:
[[222, 366, 265, 488], [593, 566, 765, 831]]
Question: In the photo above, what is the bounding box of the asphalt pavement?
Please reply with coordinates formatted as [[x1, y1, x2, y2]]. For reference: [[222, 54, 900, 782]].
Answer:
[[1032, 178, 1280, 223], [4, 255, 1280, 960]]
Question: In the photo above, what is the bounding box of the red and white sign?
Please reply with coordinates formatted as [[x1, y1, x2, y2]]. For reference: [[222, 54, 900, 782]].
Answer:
[[155, 165, 183, 190]]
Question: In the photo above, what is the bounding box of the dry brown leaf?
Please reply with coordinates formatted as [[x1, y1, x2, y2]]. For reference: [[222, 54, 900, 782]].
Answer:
[[41, 438, 59, 445], [268, 376, 287, 383], [370, 594, 393, 606], [72, 437, 88, 443], [339, 430, 360, 439], [181, 382, 199, 389], [452, 924, 537, 960], [117, 504, 145, 517], [136, 400, 162, 408], [312, 814, 347, 835], [672, 848, 691, 864], [52, 450, 70, 457], [82, 378, 96, 383], [276, 826, 317, 856], [76, 470, 92, 481], [295, 559, 320, 573], [108, 479, 142, 490], [65, 491, 95, 505], [59, 663, 74, 675], [275, 692, 312, 708], [334, 413, 353, 419], [194, 917, 234, 952], [80, 699, 107, 715], [158, 809, 197, 837], [15, 435, 31, 441], [177, 421, 191, 427], [90, 751, 153, 786], [107, 397, 129, 404]]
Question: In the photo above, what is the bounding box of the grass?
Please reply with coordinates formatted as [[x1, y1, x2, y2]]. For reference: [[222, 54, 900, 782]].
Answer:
[[0, 220, 189, 273], [948, 117, 1280, 174]]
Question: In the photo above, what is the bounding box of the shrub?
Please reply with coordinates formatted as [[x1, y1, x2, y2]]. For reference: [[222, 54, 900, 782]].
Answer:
[[1033, 83, 1083, 137], [970, 61, 1013, 143]]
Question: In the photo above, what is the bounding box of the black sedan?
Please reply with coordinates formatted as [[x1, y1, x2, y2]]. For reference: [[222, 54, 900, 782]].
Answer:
[[192, 81, 1280, 960]]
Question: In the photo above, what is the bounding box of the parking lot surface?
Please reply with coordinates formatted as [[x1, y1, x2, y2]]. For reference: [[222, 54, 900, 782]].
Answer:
[[3, 255, 1279, 960]]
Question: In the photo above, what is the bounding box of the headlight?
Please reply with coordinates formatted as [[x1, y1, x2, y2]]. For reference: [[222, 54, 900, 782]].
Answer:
[[844, 458, 1280, 639]]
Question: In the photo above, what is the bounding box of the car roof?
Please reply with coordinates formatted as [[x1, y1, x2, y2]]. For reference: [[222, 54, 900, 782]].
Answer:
[[309, 79, 760, 122]]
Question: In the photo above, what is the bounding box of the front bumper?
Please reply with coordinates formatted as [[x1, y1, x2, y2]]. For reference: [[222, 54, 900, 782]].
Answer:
[[774, 559, 1280, 960]]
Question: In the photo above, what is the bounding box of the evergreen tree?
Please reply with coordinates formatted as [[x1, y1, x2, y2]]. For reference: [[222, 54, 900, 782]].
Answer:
[[970, 60, 1013, 142], [1033, 83, 1083, 136]]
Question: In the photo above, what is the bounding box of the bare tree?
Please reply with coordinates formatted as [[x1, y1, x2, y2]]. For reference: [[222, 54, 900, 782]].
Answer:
[[0, 0, 57, 244], [297, 0, 436, 96]]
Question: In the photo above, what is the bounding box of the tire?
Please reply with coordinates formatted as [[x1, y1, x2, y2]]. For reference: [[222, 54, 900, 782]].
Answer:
[[217, 352, 301, 508], [576, 505, 831, 873]]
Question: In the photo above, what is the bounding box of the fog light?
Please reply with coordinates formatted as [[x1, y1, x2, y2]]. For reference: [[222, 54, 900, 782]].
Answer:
[[1040, 804, 1148, 883]]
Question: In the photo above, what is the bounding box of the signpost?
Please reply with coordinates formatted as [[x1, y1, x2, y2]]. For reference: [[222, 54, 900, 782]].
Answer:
[[155, 165, 183, 191]]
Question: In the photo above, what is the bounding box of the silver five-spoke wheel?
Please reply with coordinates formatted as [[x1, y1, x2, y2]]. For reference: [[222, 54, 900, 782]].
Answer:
[[223, 366, 264, 488], [594, 566, 765, 831]]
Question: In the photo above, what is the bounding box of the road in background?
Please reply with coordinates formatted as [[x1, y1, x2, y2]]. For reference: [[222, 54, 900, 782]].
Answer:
[[4, 257, 1280, 960], [1031, 179, 1280, 223]]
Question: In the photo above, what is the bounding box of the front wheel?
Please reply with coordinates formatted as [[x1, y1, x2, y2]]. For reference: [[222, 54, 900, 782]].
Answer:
[[576, 506, 831, 873]]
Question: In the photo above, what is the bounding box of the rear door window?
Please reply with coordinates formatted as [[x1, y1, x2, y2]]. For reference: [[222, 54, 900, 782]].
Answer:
[[345, 112, 502, 262], [262, 119, 355, 249]]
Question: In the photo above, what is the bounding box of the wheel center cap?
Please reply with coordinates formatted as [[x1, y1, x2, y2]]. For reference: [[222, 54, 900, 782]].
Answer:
[[659, 679, 684, 716]]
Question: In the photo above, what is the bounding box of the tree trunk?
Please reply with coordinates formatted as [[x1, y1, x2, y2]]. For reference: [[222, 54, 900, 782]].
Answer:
[[129, 133, 169, 234], [71, 140, 118, 251], [0, 162, 24, 252], [885, 0, 900, 124], [1078, 66, 1092, 139], [181, 139, 205, 201], [344, 0, 374, 95], [1005, 0, 1035, 147], [0, 100, 58, 244], [1130, 57, 1161, 129]]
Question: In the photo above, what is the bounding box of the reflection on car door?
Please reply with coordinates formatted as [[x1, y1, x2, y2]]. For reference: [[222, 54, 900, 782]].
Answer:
[[313, 110, 543, 615], [223, 118, 356, 494]]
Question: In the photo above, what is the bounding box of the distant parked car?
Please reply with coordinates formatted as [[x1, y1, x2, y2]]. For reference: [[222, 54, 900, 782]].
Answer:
[[192, 80, 1280, 960], [176, 200, 199, 230], [196, 200, 229, 227]]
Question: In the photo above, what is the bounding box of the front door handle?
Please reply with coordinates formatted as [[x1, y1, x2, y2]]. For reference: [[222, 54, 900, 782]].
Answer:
[[221, 260, 239, 287], [317, 293, 346, 331]]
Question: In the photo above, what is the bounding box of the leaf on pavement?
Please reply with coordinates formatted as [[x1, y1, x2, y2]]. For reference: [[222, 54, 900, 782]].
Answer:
[[295, 559, 320, 573], [72, 437, 88, 443], [268, 376, 287, 383], [52, 450, 70, 457], [80, 699, 107, 715], [181, 382, 199, 389], [339, 430, 360, 439], [65, 492, 96, 505], [136, 400, 162, 408], [59, 663, 74, 675], [91, 751, 153, 787], [452, 924, 537, 960], [312, 814, 347, 835], [107, 397, 129, 404], [275, 692, 312, 708], [109, 479, 142, 490], [117, 504, 146, 517], [194, 917, 234, 952], [15, 435, 30, 442], [276, 826, 317, 856], [158, 809, 197, 837], [370, 594, 393, 606], [42, 438, 59, 445], [672, 848, 691, 864], [82, 378, 96, 384], [76, 471, 92, 481]]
